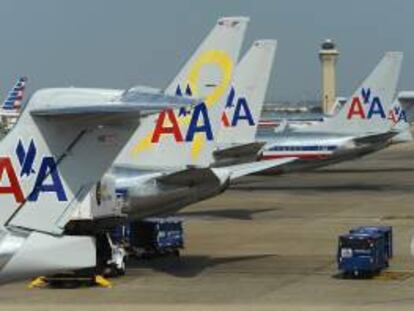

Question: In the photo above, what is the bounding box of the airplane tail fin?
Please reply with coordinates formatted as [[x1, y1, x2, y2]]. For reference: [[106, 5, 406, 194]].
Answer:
[[398, 92, 414, 123], [2, 77, 28, 111], [117, 17, 249, 169], [218, 40, 277, 144], [0, 88, 194, 282], [304, 52, 403, 135], [165, 17, 249, 98], [389, 98, 413, 143], [0, 88, 195, 235]]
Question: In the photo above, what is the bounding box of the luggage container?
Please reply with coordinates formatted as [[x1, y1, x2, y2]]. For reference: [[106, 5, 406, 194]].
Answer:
[[129, 218, 184, 257], [109, 218, 184, 259], [350, 226, 393, 265], [337, 232, 387, 277]]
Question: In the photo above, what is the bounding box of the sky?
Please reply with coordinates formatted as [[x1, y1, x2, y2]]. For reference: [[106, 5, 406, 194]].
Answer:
[[0, 0, 412, 102]]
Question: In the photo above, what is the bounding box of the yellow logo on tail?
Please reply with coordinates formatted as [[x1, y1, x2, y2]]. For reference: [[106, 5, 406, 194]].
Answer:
[[131, 49, 233, 162]]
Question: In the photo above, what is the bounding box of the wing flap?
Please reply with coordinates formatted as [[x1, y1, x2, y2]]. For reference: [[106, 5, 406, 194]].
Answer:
[[156, 168, 218, 186], [353, 131, 398, 146], [213, 142, 265, 160], [213, 157, 297, 181]]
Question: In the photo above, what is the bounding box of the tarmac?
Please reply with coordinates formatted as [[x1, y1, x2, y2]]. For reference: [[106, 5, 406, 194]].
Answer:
[[0, 141, 414, 311]]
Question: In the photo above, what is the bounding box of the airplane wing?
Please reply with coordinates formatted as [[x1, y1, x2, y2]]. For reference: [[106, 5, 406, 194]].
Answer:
[[156, 157, 297, 187], [156, 157, 297, 188], [353, 131, 399, 146], [213, 142, 265, 162], [212, 157, 297, 181], [157, 167, 218, 186]]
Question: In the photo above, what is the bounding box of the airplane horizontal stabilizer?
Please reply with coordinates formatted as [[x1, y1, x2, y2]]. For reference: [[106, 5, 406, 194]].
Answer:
[[31, 92, 197, 117]]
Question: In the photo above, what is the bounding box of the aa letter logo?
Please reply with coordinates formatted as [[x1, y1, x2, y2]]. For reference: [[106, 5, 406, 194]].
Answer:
[[0, 139, 67, 203], [388, 106, 408, 124], [151, 84, 213, 143], [347, 88, 386, 120], [221, 87, 255, 127]]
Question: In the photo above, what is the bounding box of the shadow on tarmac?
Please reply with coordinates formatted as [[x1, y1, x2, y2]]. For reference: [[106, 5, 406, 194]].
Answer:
[[127, 254, 276, 278], [231, 182, 414, 193], [178, 207, 277, 220], [313, 167, 414, 174], [231, 183, 393, 192]]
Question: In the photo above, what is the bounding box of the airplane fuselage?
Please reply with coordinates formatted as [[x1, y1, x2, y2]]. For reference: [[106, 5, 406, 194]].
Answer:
[[257, 131, 391, 173], [114, 166, 227, 219]]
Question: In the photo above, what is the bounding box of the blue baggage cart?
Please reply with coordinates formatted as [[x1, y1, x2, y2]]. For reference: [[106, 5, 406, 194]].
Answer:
[[350, 226, 393, 265], [337, 232, 387, 277], [128, 217, 184, 258]]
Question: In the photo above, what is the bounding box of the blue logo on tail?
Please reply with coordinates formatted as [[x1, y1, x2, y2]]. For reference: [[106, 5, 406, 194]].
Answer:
[[222, 87, 255, 127], [0, 139, 68, 202], [16, 139, 36, 177]]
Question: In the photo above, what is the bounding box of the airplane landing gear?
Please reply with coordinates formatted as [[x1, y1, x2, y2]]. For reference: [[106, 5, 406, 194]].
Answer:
[[96, 233, 127, 277]]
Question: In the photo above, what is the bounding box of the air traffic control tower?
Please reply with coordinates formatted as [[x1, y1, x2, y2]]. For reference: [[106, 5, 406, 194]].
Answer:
[[319, 39, 339, 115]]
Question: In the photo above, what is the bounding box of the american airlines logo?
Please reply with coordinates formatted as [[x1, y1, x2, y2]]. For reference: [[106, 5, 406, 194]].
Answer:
[[347, 88, 386, 120], [347, 88, 407, 124], [16, 139, 36, 177], [221, 87, 255, 127], [151, 84, 213, 143], [0, 139, 67, 203]]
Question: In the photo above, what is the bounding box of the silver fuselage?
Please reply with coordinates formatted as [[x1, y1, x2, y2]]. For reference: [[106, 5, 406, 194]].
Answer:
[[257, 130, 392, 173], [112, 166, 227, 220]]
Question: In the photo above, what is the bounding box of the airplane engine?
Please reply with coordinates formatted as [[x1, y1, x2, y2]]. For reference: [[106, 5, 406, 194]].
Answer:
[[91, 175, 121, 219]]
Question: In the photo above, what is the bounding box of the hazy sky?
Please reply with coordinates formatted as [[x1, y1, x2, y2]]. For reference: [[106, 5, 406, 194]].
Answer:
[[0, 0, 412, 102]]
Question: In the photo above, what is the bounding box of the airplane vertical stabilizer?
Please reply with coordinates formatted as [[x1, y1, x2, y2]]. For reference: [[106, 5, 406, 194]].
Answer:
[[0, 88, 194, 283], [0, 88, 194, 234], [116, 17, 249, 169], [218, 40, 277, 144], [2, 77, 27, 111], [302, 52, 403, 135]]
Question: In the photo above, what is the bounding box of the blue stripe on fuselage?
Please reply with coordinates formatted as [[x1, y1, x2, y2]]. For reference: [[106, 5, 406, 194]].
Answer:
[[267, 145, 338, 152]]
